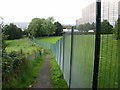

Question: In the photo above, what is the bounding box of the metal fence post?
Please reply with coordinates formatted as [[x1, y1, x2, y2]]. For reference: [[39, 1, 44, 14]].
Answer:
[[59, 39, 62, 67], [118, 2, 120, 89], [69, 26, 74, 88], [63, 34, 65, 73], [92, 0, 101, 89]]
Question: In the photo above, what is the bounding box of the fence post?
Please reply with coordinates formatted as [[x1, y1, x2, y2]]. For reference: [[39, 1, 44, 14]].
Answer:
[[92, 0, 101, 89], [63, 34, 65, 73], [59, 39, 62, 66], [69, 26, 74, 88], [118, 2, 120, 89]]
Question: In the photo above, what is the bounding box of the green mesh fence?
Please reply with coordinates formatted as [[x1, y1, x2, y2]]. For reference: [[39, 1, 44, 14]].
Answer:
[[32, 32, 95, 88], [97, 0, 119, 88], [31, 1, 119, 87], [70, 33, 95, 88], [32, 29, 118, 88]]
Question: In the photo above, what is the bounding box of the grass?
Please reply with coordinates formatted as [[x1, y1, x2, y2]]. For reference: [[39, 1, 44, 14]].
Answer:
[[5, 38, 40, 54], [36, 36, 68, 88], [37, 36, 62, 44], [3, 52, 46, 88], [47, 49, 68, 88]]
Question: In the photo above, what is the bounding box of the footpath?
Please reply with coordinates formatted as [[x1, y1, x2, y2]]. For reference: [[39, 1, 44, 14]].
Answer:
[[31, 51, 52, 88]]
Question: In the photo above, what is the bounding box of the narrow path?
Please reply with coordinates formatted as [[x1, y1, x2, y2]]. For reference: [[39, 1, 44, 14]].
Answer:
[[31, 51, 52, 88]]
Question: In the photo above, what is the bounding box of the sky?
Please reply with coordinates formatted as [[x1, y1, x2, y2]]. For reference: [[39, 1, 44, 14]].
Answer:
[[0, 0, 96, 25]]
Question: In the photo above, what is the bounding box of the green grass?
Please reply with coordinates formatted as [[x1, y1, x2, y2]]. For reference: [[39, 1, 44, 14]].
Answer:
[[3, 52, 46, 88], [5, 38, 40, 54], [36, 36, 68, 88], [49, 50, 68, 88], [37, 36, 62, 44]]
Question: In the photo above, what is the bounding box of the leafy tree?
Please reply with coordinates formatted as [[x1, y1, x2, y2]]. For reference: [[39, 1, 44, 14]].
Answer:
[[42, 17, 56, 36], [54, 21, 63, 35], [28, 17, 56, 37], [3, 23, 23, 40], [101, 20, 113, 33], [28, 18, 46, 37]]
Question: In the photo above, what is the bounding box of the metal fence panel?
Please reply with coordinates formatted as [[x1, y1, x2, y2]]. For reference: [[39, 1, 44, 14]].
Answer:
[[70, 34, 95, 88], [63, 33, 71, 86]]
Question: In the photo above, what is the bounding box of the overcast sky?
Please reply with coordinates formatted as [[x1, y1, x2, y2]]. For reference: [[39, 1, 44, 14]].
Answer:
[[0, 0, 96, 25]]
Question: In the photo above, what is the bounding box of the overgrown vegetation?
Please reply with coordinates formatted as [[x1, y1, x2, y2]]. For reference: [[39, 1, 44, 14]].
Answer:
[[2, 51, 46, 88], [2, 25, 46, 88]]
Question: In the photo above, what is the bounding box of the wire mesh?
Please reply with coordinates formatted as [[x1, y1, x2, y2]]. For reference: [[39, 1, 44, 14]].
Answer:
[[70, 32, 95, 88], [98, 0, 119, 88]]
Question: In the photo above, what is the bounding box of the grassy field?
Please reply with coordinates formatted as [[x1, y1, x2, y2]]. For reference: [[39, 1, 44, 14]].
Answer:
[[5, 38, 41, 54], [37, 36, 62, 44]]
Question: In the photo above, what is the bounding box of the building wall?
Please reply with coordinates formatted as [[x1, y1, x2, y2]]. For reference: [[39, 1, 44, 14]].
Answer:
[[118, 1, 120, 17], [102, 0, 118, 26], [76, 0, 119, 27]]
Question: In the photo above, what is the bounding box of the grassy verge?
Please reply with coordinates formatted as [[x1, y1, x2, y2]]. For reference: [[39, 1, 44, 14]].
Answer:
[[3, 52, 46, 88], [37, 36, 62, 44], [5, 38, 40, 54], [48, 50, 68, 88]]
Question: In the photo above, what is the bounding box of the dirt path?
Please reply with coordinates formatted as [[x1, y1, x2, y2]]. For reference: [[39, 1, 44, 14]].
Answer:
[[31, 51, 52, 88]]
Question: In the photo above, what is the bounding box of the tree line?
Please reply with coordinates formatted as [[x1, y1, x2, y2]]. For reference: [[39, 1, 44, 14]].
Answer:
[[77, 20, 118, 34], [25, 17, 63, 37], [2, 18, 119, 40], [2, 17, 63, 40]]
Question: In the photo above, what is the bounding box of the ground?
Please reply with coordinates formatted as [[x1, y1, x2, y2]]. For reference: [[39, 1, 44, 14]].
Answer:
[[31, 50, 52, 88]]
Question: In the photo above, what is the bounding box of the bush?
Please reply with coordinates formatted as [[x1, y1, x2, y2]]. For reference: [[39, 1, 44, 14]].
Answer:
[[2, 50, 46, 88]]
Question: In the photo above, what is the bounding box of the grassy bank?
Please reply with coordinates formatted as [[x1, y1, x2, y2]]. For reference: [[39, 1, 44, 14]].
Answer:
[[3, 52, 46, 88], [37, 36, 62, 44], [5, 38, 40, 54], [35, 36, 68, 88], [44, 49, 68, 88]]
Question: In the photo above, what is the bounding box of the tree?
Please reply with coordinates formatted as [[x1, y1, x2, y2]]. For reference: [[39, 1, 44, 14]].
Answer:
[[42, 17, 56, 36], [28, 18, 46, 37], [101, 20, 113, 33], [0, 17, 7, 53], [77, 23, 95, 32], [54, 21, 63, 35], [3, 23, 23, 40], [113, 18, 120, 39], [28, 17, 56, 37]]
